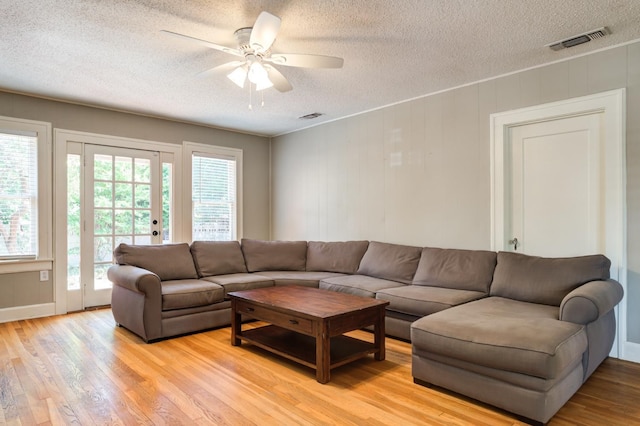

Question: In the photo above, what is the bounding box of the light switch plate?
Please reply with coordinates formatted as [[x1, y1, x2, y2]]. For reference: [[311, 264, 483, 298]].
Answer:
[[39, 270, 49, 281]]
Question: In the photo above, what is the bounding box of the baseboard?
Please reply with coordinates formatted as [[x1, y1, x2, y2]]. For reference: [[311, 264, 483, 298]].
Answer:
[[623, 341, 640, 363], [0, 303, 56, 323]]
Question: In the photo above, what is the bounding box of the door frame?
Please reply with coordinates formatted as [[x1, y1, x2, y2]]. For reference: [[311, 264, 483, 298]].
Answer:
[[53, 129, 183, 313], [490, 89, 627, 359]]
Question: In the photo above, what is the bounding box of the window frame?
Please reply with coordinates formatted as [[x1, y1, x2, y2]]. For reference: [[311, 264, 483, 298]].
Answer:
[[0, 116, 52, 273], [183, 141, 243, 242]]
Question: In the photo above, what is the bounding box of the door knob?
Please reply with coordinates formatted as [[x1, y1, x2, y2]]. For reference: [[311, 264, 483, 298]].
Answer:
[[508, 237, 519, 251], [152, 231, 159, 236]]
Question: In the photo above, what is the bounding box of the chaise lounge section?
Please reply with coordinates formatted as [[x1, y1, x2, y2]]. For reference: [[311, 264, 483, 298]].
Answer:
[[107, 239, 623, 424], [411, 252, 622, 424]]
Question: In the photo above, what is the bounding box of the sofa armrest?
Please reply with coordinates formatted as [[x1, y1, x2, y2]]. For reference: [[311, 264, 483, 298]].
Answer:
[[107, 264, 162, 295], [559, 279, 624, 324]]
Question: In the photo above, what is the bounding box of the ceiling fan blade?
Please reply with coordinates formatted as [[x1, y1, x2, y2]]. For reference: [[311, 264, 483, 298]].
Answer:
[[161, 30, 243, 57], [197, 61, 245, 78], [267, 53, 343, 69], [250, 11, 281, 52], [264, 65, 292, 92]]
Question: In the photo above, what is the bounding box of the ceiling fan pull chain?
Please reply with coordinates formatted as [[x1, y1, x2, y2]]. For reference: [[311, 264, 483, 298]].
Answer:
[[248, 83, 253, 111], [261, 90, 265, 107]]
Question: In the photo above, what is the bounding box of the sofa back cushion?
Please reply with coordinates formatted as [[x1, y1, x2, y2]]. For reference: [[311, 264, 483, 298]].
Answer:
[[241, 239, 307, 272], [356, 241, 422, 284], [412, 247, 497, 293], [490, 251, 611, 306], [190, 241, 247, 277], [306, 241, 369, 274], [114, 243, 198, 281]]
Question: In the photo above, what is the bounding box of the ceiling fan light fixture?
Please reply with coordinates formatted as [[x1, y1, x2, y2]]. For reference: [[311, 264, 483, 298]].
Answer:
[[227, 66, 247, 88], [248, 62, 270, 85], [255, 78, 273, 91]]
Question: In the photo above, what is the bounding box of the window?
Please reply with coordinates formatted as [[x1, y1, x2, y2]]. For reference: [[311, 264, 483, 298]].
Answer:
[[0, 116, 51, 262], [184, 142, 242, 242]]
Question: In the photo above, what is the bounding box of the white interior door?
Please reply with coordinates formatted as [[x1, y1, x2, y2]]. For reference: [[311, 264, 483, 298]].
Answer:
[[506, 114, 602, 257], [83, 145, 161, 307]]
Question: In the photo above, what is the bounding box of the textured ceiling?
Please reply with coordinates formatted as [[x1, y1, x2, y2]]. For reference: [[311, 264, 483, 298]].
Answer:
[[1, 1, 640, 137]]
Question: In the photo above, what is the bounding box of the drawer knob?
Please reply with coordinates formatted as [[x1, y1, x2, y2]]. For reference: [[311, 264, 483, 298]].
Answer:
[[289, 319, 299, 325]]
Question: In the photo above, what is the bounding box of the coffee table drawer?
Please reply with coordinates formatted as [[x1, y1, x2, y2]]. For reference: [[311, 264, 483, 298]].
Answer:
[[236, 301, 313, 334]]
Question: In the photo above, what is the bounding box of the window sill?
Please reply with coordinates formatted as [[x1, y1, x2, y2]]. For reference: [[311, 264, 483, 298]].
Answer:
[[0, 258, 53, 274]]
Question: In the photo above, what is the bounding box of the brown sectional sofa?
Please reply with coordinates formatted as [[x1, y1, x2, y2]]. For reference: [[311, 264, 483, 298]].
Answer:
[[107, 238, 623, 424]]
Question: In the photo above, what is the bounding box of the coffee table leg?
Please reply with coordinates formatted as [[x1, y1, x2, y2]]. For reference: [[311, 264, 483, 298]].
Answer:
[[374, 307, 386, 361], [231, 300, 241, 346], [316, 322, 330, 383]]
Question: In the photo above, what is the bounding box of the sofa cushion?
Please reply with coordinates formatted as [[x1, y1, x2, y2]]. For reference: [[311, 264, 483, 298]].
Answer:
[[161, 279, 224, 310], [412, 247, 496, 293], [376, 285, 486, 317], [490, 252, 611, 306], [256, 271, 345, 287], [306, 240, 369, 273], [356, 241, 422, 284], [202, 273, 274, 297], [241, 239, 307, 272], [319, 274, 405, 298], [411, 297, 587, 380], [114, 243, 198, 281], [190, 240, 247, 277]]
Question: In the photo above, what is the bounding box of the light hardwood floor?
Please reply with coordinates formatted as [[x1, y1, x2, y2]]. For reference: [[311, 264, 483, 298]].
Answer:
[[1, 309, 639, 425]]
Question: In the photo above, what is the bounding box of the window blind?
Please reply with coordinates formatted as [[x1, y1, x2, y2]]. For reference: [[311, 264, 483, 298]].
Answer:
[[0, 131, 38, 257], [192, 153, 236, 241]]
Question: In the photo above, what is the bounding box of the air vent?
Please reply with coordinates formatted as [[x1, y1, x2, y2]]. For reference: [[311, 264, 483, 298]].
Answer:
[[547, 27, 610, 51], [298, 112, 324, 120]]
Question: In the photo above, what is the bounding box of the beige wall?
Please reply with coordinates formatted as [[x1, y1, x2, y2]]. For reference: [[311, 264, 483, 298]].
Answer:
[[0, 91, 271, 309], [272, 42, 640, 344]]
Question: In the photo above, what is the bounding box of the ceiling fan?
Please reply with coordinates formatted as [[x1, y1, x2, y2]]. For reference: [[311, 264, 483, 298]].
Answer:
[[162, 11, 344, 93]]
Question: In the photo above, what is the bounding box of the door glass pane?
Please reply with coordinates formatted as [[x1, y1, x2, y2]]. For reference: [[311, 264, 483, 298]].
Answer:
[[135, 235, 151, 245], [94, 209, 113, 234], [162, 162, 172, 243], [135, 158, 151, 183], [114, 209, 133, 234], [134, 183, 150, 208], [94, 264, 111, 290], [94, 154, 112, 180], [94, 181, 112, 207], [94, 236, 113, 262], [115, 235, 132, 246], [114, 156, 132, 181], [114, 183, 132, 208], [67, 154, 81, 291], [134, 210, 150, 234]]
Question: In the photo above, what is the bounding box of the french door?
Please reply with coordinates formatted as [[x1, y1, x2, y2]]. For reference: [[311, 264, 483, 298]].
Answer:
[[82, 145, 162, 307]]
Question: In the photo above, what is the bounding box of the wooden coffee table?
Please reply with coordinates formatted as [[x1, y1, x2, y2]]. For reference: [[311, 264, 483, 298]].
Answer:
[[229, 286, 389, 383]]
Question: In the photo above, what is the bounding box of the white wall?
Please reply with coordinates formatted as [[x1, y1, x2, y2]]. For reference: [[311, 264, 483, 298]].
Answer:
[[271, 41, 640, 345]]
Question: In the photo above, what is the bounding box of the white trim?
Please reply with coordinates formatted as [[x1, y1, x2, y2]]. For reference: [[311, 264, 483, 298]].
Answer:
[[0, 303, 56, 324], [624, 342, 640, 363], [490, 89, 628, 360], [183, 141, 243, 242], [0, 259, 52, 274]]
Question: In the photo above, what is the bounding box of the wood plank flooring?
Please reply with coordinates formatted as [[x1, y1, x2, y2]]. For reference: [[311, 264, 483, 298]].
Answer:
[[1, 308, 639, 425]]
